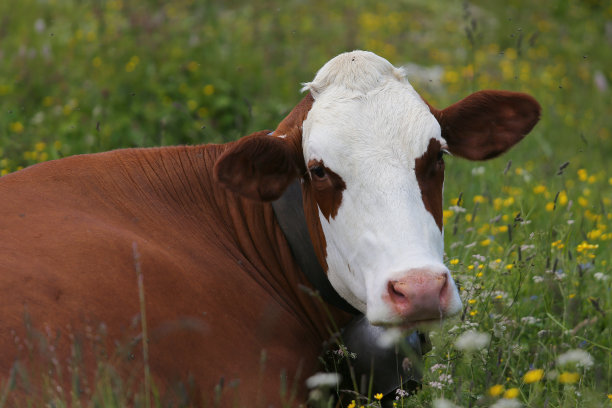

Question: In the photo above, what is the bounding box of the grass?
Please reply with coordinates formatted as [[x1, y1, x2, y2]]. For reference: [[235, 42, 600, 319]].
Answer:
[[1, 0, 611, 407]]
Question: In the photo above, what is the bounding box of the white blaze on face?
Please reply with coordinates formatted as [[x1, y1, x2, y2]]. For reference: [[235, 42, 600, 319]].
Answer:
[[301, 51, 462, 325]]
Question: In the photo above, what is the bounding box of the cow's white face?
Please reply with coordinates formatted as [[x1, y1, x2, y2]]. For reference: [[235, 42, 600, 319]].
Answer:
[[300, 51, 459, 325], [215, 50, 541, 327]]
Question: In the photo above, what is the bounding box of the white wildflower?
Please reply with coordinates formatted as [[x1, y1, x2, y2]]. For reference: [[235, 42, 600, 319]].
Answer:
[[433, 397, 463, 408], [532, 275, 544, 283], [429, 381, 444, 390], [520, 316, 541, 325], [553, 271, 566, 280], [305, 372, 341, 389], [439, 373, 454, 384], [490, 398, 522, 408], [449, 205, 466, 213], [31, 111, 45, 125], [376, 327, 403, 348], [556, 349, 594, 369], [471, 166, 485, 175], [34, 18, 46, 33], [454, 330, 490, 352], [472, 254, 486, 262], [594, 272, 608, 281], [431, 363, 447, 372]]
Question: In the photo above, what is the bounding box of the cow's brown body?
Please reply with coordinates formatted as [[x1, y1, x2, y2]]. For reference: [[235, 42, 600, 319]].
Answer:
[[0, 144, 349, 406]]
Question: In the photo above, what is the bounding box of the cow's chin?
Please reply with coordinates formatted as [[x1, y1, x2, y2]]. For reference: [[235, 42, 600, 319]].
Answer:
[[368, 316, 446, 331], [366, 306, 461, 330]]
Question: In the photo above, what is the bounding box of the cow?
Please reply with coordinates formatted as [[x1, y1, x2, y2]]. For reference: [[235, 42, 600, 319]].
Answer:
[[0, 50, 540, 406]]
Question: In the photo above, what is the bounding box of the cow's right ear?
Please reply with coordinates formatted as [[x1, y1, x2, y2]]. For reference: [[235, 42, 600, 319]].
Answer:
[[427, 90, 541, 161], [214, 130, 303, 201]]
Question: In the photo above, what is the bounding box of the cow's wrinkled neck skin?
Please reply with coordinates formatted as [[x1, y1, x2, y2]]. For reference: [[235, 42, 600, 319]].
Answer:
[[111, 143, 353, 335]]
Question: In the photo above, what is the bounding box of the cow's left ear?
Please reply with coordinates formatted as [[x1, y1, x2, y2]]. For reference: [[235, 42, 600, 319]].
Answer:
[[427, 90, 541, 161], [214, 130, 303, 201]]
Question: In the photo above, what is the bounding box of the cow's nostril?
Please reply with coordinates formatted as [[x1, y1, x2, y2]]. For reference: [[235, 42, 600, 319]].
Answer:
[[388, 280, 407, 300]]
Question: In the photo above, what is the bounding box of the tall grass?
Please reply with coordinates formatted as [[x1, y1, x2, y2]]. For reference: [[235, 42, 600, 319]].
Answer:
[[1, 0, 611, 406]]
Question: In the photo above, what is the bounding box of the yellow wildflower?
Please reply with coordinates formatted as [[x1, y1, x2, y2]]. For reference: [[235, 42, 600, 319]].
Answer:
[[558, 191, 568, 205], [503, 388, 519, 399], [558, 371, 580, 384], [187, 61, 199, 72], [197, 107, 209, 117], [187, 100, 198, 111], [374, 392, 383, 400], [488, 384, 505, 397], [203, 84, 215, 96], [450, 259, 459, 265], [533, 185, 547, 194], [10, 122, 24, 133], [551, 240, 564, 249], [523, 369, 544, 383], [480, 239, 491, 247], [348, 400, 356, 408], [577, 168, 588, 181]]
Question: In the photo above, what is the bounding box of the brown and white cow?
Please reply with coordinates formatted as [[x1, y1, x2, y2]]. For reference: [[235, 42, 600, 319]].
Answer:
[[0, 51, 540, 406]]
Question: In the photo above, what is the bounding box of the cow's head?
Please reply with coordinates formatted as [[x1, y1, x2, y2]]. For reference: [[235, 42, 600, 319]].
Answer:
[[215, 51, 540, 327]]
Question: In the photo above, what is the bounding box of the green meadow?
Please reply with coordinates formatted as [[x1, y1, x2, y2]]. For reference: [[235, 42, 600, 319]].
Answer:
[[1, 0, 611, 407]]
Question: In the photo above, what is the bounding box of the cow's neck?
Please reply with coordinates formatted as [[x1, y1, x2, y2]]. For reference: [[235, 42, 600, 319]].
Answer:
[[121, 143, 354, 340]]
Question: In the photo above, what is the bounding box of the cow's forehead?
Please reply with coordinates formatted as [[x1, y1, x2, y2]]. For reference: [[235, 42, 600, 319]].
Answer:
[[302, 51, 444, 164]]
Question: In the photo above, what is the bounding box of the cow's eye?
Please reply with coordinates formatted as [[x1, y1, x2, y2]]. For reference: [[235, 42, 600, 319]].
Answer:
[[310, 165, 326, 179]]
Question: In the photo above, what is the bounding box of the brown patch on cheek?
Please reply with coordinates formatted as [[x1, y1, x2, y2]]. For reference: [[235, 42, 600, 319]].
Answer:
[[415, 139, 445, 231], [307, 160, 346, 221], [301, 161, 347, 273]]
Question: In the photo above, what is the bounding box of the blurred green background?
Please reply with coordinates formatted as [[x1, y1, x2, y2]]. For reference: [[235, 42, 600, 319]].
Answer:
[[1, 0, 610, 174], [2, 1, 612, 406]]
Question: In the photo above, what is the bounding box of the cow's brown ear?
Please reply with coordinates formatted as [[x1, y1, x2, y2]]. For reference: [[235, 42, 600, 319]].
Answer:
[[428, 90, 541, 161], [214, 94, 314, 201], [214, 130, 303, 201]]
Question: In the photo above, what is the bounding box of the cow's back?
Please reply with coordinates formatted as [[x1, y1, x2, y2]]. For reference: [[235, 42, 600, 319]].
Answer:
[[0, 146, 337, 406]]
